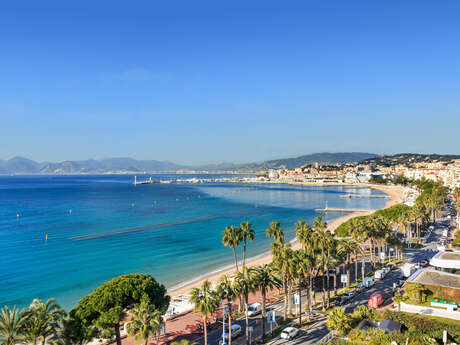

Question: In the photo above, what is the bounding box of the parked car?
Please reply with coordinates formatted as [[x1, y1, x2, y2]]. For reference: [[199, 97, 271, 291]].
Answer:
[[280, 327, 299, 340], [368, 293, 384, 308], [221, 324, 242, 342], [363, 277, 375, 288], [247, 302, 262, 316], [355, 283, 364, 292], [334, 296, 347, 306], [344, 291, 355, 300], [375, 269, 386, 280]]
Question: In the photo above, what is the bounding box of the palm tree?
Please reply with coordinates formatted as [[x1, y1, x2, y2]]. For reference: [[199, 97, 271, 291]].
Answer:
[[252, 264, 280, 336], [127, 301, 164, 345], [295, 220, 312, 250], [239, 222, 255, 269], [0, 306, 27, 345], [292, 250, 314, 324], [392, 293, 405, 312], [311, 216, 333, 309], [222, 225, 242, 272], [272, 247, 294, 321], [23, 298, 66, 345], [326, 308, 352, 337], [336, 238, 358, 288], [190, 280, 220, 345], [233, 267, 255, 345], [349, 217, 369, 282], [216, 275, 236, 345], [266, 221, 284, 242]]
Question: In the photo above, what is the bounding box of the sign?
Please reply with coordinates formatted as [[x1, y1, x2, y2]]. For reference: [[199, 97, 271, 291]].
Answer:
[[380, 252, 386, 260], [292, 294, 300, 305], [248, 326, 253, 333], [340, 274, 347, 283], [443, 330, 447, 344], [267, 310, 275, 323]]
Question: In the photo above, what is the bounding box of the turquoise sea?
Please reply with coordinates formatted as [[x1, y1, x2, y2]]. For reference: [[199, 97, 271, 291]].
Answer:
[[0, 175, 387, 310]]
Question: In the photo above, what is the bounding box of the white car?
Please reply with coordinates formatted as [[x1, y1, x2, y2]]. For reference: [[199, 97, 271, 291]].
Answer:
[[280, 327, 299, 340], [247, 302, 262, 316]]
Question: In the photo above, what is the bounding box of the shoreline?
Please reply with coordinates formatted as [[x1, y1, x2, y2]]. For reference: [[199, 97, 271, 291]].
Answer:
[[167, 183, 405, 297]]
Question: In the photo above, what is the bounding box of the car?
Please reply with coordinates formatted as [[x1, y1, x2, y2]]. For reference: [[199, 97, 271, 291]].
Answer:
[[334, 296, 347, 306], [345, 290, 356, 298], [221, 324, 242, 342], [355, 283, 364, 292], [247, 302, 262, 316], [280, 327, 299, 340]]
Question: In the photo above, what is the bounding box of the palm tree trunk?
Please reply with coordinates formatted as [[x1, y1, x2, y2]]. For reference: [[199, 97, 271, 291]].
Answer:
[[333, 270, 337, 296], [115, 323, 122, 345], [298, 282, 302, 325], [288, 283, 292, 315], [204, 316, 208, 345], [346, 256, 351, 288], [307, 274, 312, 321], [283, 277, 287, 321], [322, 273, 326, 310], [262, 289, 266, 336], [233, 248, 239, 272], [326, 269, 331, 307], [354, 251, 358, 283], [243, 241, 247, 269], [361, 249, 365, 282], [228, 303, 232, 345], [245, 296, 249, 345]]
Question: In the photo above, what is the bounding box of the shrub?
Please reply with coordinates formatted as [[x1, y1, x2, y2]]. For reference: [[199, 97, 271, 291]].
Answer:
[[352, 305, 376, 321], [378, 310, 460, 343]]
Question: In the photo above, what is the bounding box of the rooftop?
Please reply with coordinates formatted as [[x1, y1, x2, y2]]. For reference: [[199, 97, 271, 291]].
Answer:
[[430, 251, 460, 270], [407, 269, 460, 290]]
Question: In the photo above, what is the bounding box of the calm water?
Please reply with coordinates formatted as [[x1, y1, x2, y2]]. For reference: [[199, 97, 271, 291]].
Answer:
[[0, 175, 387, 310]]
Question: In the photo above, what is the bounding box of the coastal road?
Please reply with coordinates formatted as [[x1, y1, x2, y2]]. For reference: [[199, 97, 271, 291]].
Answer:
[[196, 217, 445, 345]]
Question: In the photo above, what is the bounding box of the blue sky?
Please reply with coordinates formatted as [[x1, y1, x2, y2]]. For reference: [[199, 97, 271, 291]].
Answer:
[[1, 0, 459, 164]]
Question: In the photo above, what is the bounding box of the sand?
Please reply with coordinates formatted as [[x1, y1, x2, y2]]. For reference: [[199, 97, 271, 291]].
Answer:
[[167, 183, 405, 297]]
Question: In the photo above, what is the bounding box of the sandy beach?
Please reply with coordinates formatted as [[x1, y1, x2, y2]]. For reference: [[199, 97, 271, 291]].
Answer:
[[167, 183, 405, 297]]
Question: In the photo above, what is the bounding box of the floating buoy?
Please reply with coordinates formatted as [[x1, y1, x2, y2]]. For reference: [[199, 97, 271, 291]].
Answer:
[[176, 198, 179, 201], [45, 233, 48, 242], [69, 209, 72, 214], [16, 213, 20, 218]]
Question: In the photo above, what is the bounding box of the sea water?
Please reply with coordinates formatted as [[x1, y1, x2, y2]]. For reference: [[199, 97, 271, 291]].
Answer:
[[0, 175, 387, 310]]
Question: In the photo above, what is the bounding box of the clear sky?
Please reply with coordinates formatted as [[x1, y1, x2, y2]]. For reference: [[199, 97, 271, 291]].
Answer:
[[1, 0, 459, 164]]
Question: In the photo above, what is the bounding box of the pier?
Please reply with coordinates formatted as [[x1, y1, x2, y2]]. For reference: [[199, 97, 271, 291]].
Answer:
[[133, 176, 161, 185], [339, 194, 389, 199], [315, 208, 374, 213], [315, 201, 373, 213]]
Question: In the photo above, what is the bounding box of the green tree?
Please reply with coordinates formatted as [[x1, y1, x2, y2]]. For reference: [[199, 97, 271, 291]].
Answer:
[[239, 222, 255, 269], [0, 306, 27, 345], [273, 247, 294, 321], [190, 280, 220, 345], [252, 264, 280, 335], [336, 238, 358, 287], [23, 298, 66, 345], [326, 307, 352, 336], [392, 293, 406, 312], [222, 225, 242, 272], [216, 275, 237, 345], [233, 267, 256, 345], [266, 221, 284, 243], [70, 274, 169, 345], [127, 300, 164, 345]]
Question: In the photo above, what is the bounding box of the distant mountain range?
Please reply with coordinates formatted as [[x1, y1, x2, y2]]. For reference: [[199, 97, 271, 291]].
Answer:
[[0, 152, 378, 174]]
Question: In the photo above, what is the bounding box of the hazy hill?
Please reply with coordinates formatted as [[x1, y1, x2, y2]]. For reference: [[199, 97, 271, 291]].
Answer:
[[361, 153, 460, 167], [0, 152, 378, 174]]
